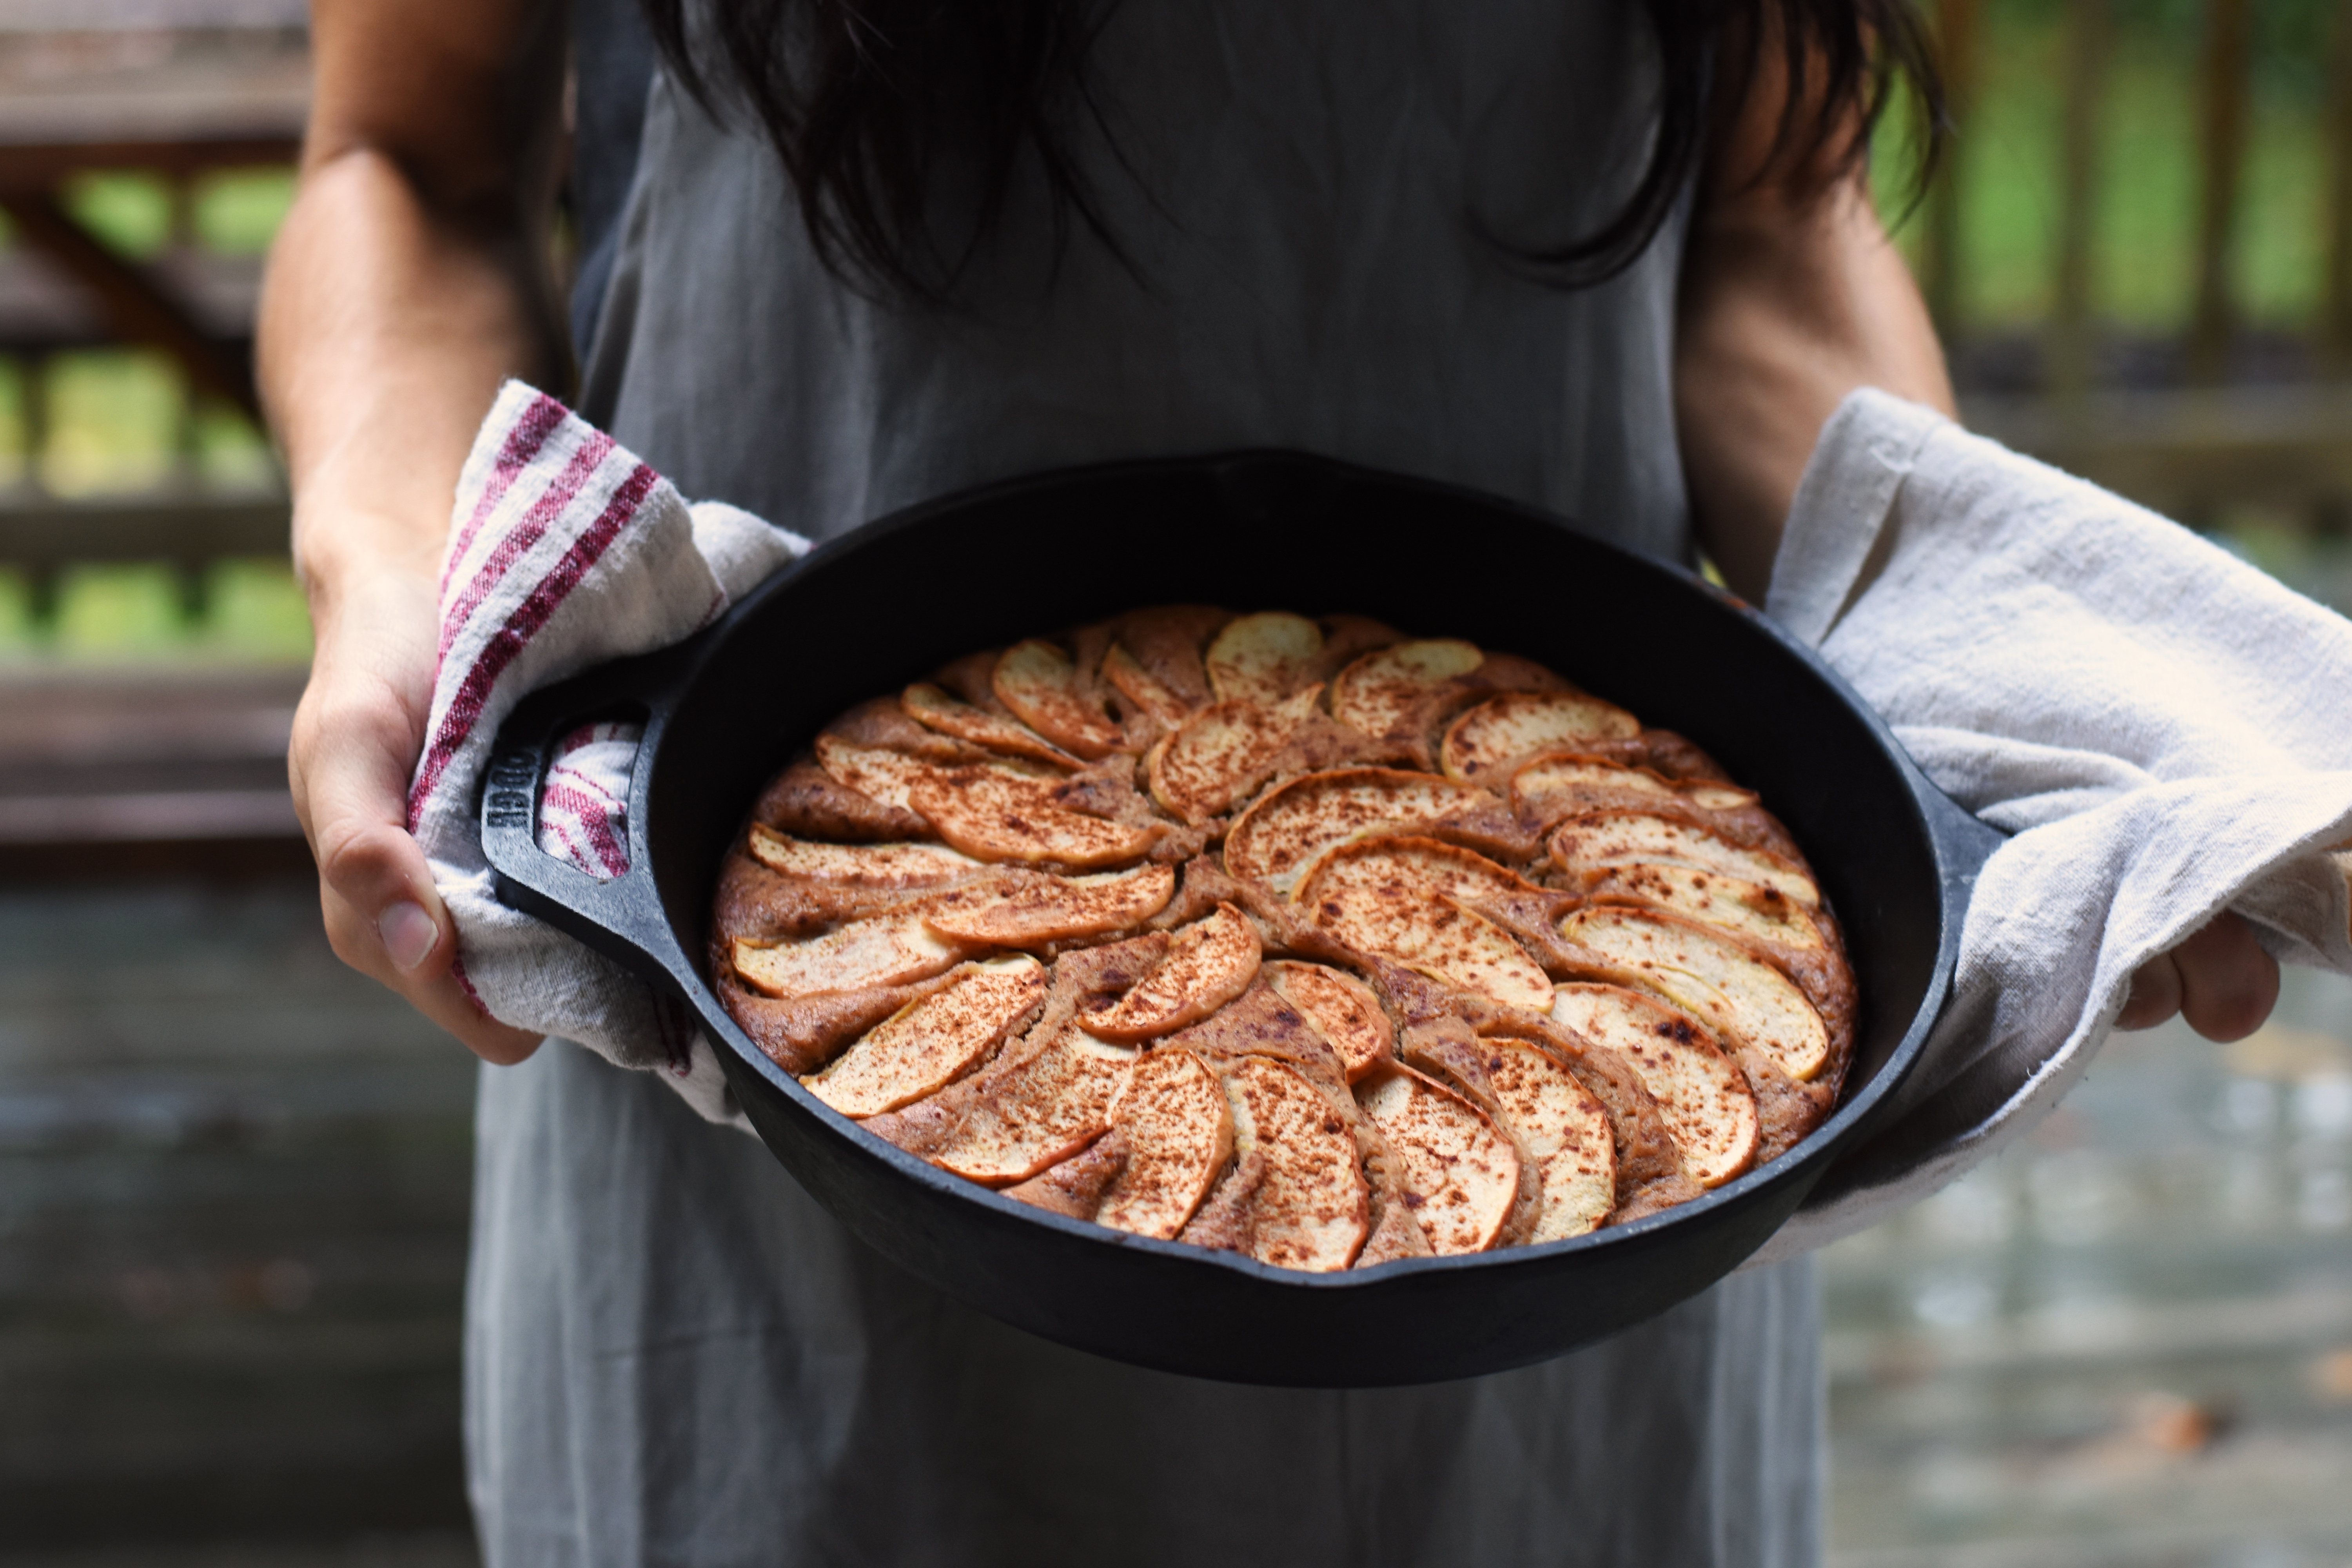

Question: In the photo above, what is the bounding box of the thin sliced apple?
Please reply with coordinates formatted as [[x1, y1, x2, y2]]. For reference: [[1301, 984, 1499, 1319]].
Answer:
[[914, 1025, 1142, 1186], [902, 682, 1075, 766], [1304, 877, 1553, 1012], [1096, 1047, 1235, 1239], [1263, 961, 1394, 1082], [907, 765, 1159, 869], [1223, 768, 1497, 891], [1330, 639, 1485, 741], [1479, 1039, 1616, 1240], [1557, 907, 1828, 1082], [802, 956, 1048, 1117], [1443, 691, 1641, 781], [1354, 1063, 1521, 1255], [1296, 833, 1536, 913], [991, 640, 1122, 759], [1204, 611, 1323, 704], [1223, 1056, 1369, 1272], [732, 910, 965, 999], [1083, 903, 1262, 1043], [1578, 862, 1826, 956], [1512, 753, 1754, 822], [920, 863, 1176, 946], [812, 735, 931, 811], [1102, 642, 1194, 728], [1549, 983, 1759, 1188], [1148, 684, 1323, 823], [745, 826, 982, 887], [1550, 811, 1817, 907]]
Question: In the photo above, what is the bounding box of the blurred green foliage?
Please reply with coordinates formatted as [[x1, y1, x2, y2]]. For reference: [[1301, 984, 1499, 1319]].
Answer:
[[1886, 0, 2347, 331]]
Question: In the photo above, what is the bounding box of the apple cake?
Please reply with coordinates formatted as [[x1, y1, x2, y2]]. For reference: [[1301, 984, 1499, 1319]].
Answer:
[[709, 608, 1857, 1271]]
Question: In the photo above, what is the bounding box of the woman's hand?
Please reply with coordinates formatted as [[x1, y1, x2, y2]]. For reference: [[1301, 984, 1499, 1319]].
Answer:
[[288, 548, 543, 1062], [2116, 910, 2280, 1041], [261, 0, 568, 1062]]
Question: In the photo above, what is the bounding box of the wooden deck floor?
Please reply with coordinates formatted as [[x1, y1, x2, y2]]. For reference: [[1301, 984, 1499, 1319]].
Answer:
[[0, 877, 475, 1561]]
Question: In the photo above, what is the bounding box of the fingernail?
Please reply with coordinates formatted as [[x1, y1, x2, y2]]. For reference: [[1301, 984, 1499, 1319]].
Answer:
[[378, 901, 439, 971]]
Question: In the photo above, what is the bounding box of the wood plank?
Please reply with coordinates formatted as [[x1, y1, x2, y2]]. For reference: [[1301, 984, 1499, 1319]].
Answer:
[[2189, 0, 2254, 384], [0, 491, 288, 568], [1923, 0, 1979, 334], [2326, 0, 2352, 369], [2049, 0, 2109, 399], [1965, 385, 2352, 519]]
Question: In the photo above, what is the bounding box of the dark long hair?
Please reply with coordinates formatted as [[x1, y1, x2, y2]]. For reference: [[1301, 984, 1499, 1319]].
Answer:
[[638, 0, 1943, 304]]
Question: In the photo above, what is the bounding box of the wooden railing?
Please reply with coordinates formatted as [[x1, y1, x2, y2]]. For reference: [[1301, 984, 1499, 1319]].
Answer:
[[1930, 0, 2352, 525]]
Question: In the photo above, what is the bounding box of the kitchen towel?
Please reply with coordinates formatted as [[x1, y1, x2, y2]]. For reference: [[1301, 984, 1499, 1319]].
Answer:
[[407, 380, 805, 1126], [1749, 388, 2352, 1260]]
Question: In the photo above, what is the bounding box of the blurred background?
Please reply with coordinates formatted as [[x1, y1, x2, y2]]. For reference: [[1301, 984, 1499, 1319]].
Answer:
[[7, 1, 2352, 1564]]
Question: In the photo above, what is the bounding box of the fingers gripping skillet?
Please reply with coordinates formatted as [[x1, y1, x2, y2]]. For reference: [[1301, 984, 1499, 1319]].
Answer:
[[710, 607, 1860, 1270]]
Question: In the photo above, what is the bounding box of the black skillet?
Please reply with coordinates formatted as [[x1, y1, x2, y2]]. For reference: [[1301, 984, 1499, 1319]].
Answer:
[[480, 450, 2000, 1388]]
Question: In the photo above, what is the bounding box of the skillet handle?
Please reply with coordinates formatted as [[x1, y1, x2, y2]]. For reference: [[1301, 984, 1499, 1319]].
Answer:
[[1919, 774, 2005, 935], [477, 638, 704, 989]]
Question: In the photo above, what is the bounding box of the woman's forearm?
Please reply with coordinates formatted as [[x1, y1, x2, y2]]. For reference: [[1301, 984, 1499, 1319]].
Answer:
[[259, 0, 569, 605], [1673, 180, 1954, 600]]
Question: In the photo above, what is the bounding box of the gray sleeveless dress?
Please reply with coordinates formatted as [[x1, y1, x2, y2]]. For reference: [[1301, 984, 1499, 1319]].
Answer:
[[463, 5, 1824, 1563]]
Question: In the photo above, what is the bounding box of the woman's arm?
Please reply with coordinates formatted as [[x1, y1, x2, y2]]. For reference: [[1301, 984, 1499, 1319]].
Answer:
[[1673, 70, 2278, 1042], [258, 0, 569, 1061]]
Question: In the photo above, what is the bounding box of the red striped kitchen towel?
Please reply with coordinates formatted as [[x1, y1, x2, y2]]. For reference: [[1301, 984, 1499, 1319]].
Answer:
[[408, 381, 806, 1123]]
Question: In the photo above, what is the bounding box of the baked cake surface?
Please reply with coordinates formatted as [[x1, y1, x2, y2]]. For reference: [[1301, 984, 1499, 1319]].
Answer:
[[710, 608, 1857, 1271]]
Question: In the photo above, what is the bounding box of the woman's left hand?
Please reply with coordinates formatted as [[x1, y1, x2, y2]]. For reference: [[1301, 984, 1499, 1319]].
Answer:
[[2116, 911, 2279, 1041]]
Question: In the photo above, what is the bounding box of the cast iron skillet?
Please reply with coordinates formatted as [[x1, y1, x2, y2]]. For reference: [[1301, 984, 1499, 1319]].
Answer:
[[480, 450, 1999, 1387]]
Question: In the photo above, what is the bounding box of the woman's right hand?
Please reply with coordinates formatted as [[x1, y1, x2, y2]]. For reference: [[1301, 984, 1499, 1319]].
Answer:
[[288, 543, 544, 1063]]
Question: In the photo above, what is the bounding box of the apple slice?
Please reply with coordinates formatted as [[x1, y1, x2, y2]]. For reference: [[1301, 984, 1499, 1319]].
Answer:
[[746, 826, 983, 887], [1556, 907, 1829, 1082], [1302, 875, 1553, 1013], [801, 956, 1049, 1117], [906, 1024, 1142, 1186], [1223, 1056, 1370, 1272], [918, 863, 1176, 946], [812, 735, 933, 811], [1263, 961, 1394, 1082], [732, 910, 966, 999], [1329, 639, 1485, 742], [1083, 903, 1262, 1043], [1102, 642, 1194, 728], [1095, 1047, 1236, 1239], [1549, 812, 1817, 907], [1549, 983, 1759, 1188], [1147, 684, 1323, 824], [991, 640, 1122, 759], [1443, 691, 1641, 781], [1296, 833, 1537, 913], [1204, 611, 1323, 704], [901, 682, 1076, 766], [1223, 768, 1497, 891], [907, 764, 1159, 869], [1478, 1039, 1617, 1240], [1577, 862, 1826, 958], [1511, 754, 1755, 826], [1354, 1063, 1522, 1255]]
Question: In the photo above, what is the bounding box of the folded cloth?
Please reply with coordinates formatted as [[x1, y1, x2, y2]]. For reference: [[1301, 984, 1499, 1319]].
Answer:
[[1749, 389, 2352, 1262], [407, 382, 805, 1125]]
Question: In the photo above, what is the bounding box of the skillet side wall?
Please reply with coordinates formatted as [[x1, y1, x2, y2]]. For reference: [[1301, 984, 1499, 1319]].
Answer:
[[629, 453, 1943, 1385]]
